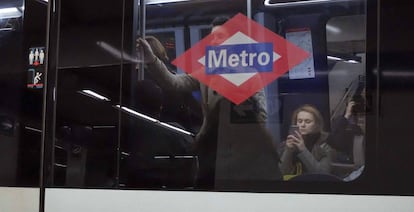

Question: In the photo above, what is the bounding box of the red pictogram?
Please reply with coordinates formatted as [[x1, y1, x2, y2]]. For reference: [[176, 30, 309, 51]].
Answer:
[[172, 13, 309, 105]]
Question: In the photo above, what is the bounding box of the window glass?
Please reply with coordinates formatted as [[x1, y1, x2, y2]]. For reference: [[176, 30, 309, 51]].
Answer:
[[0, 0, 46, 186], [49, 0, 367, 191], [51, 0, 131, 187], [121, 0, 367, 191]]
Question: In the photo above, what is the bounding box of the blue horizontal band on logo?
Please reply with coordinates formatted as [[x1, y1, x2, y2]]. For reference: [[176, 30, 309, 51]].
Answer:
[[205, 43, 273, 75]]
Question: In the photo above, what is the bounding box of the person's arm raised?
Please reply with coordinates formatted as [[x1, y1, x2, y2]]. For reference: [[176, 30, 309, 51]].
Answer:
[[136, 38, 199, 92]]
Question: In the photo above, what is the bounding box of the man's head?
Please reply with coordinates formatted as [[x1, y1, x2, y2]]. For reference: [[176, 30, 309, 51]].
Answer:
[[210, 16, 230, 45], [211, 16, 229, 28]]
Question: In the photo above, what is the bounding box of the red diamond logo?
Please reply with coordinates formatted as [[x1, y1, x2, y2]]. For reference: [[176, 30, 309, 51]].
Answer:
[[172, 13, 309, 105]]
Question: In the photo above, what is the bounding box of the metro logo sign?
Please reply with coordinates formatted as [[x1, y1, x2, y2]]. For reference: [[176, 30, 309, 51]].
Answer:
[[172, 13, 309, 104], [205, 42, 274, 75]]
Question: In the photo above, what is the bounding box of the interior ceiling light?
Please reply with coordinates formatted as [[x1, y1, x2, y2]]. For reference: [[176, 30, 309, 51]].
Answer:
[[0, 7, 21, 19], [327, 55, 342, 61], [264, 0, 359, 8], [327, 55, 361, 63]]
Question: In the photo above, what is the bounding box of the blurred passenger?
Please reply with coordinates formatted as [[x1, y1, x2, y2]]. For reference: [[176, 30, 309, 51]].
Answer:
[[136, 16, 281, 189], [279, 104, 332, 179], [329, 91, 365, 163], [144, 35, 203, 133], [144, 36, 169, 66]]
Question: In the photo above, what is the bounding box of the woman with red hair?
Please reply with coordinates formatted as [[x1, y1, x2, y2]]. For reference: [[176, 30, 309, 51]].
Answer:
[[279, 104, 333, 179]]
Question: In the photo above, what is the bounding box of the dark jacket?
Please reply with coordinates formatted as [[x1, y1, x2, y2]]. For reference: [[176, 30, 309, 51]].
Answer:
[[329, 116, 364, 156]]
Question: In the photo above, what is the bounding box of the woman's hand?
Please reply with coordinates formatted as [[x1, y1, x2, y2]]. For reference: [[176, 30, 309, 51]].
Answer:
[[136, 37, 157, 64], [285, 137, 297, 151], [288, 131, 306, 152]]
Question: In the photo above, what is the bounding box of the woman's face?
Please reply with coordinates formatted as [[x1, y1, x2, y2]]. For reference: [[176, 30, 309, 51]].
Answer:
[[296, 111, 317, 135]]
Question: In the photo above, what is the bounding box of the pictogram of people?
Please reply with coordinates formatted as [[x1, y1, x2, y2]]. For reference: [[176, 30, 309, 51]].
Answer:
[[29, 49, 34, 65], [39, 49, 45, 64], [29, 47, 45, 66], [34, 48, 39, 66]]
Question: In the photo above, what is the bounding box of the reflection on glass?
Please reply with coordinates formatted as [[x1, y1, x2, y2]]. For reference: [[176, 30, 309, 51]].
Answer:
[[147, 31, 180, 73], [327, 14, 366, 180], [48, 0, 367, 191], [78, 90, 111, 102], [0, 0, 45, 186]]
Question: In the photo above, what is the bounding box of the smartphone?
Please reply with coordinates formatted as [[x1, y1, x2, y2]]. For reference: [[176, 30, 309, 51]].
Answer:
[[288, 125, 299, 135]]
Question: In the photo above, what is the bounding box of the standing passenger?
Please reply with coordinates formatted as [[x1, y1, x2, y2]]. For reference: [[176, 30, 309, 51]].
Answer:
[[136, 16, 281, 189], [329, 94, 365, 162]]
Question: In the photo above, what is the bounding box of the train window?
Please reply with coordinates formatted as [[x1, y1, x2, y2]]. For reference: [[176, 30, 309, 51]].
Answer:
[[45, 0, 369, 192], [118, 0, 368, 191]]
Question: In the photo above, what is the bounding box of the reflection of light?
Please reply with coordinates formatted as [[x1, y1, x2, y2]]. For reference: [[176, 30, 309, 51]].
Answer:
[[160, 122, 194, 136], [115, 105, 194, 136], [96, 41, 141, 63], [326, 24, 341, 34], [0, 7, 21, 19], [154, 156, 170, 159], [0, 8, 19, 14], [0, 28, 14, 31], [264, 0, 358, 7], [24, 126, 42, 133], [79, 90, 110, 101], [327, 56, 361, 64], [327, 56, 342, 61], [115, 105, 158, 122], [345, 60, 359, 64], [145, 0, 190, 5]]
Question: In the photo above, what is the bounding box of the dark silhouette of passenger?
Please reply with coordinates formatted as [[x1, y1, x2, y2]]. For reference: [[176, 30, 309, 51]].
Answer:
[[144, 35, 203, 134], [329, 90, 365, 163], [126, 80, 194, 188]]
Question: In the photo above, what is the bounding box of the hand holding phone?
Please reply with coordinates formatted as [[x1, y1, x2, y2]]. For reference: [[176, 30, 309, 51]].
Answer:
[[287, 125, 306, 152], [286, 125, 300, 151], [288, 125, 299, 136]]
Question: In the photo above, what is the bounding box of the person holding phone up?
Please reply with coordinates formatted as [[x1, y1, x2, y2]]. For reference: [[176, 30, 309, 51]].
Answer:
[[279, 104, 333, 179], [329, 94, 365, 162]]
